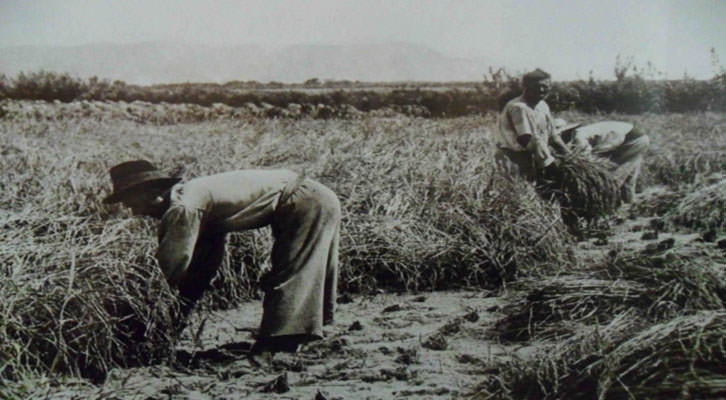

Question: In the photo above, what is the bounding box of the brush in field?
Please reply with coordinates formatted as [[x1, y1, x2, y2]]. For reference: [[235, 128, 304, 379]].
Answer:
[[669, 178, 726, 230], [536, 152, 622, 228], [0, 260, 181, 381]]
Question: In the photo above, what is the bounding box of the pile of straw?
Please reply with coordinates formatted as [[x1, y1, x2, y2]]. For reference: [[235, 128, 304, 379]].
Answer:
[[339, 172, 575, 293], [595, 246, 726, 318], [493, 245, 726, 343], [537, 152, 621, 227], [597, 311, 726, 399], [477, 313, 643, 400], [0, 208, 182, 381], [494, 276, 645, 341], [480, 312, 726, 399], [670, 179, 726, 230]]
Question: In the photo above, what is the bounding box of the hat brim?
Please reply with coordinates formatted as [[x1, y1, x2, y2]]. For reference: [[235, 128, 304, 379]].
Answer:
[[103, 177, 181, 204], [556, 122, 582, 133]]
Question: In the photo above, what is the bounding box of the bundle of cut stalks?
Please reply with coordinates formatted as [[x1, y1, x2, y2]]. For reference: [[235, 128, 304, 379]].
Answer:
[[0, 211, 182, 381], [476, 312, 644, 400], [595, 246, 726, 318], [670, 179, 726, 230], [537, 152, 621, 226], [0, 262, 180, 381], [493, 245, 726, 343], [597, 311, 726, 399], [471, 175, 575, 282], [479, 312, 726, 399], [341, 172, 575, 293], [341, 214, 467, 293], [493, 276, 645, 341]]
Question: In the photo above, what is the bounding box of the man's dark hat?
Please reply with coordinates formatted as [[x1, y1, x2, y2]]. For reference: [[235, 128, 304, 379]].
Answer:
[[103, 160, 181, 204], [523, 68, 551, 85]]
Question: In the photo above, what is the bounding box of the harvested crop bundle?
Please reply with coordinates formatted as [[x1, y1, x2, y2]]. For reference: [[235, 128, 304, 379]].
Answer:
[[598, 311, 726, 399], [493, 244, 726, 343], [0, 261, 181, 381], [493, 276, 645, 341], [479, 312, 726, 400], [0, 211, 183, 381], [670, 179, 726, 230], [338, 158, 574, 293], [537, 153, 621, 227], [595, 246, 726, 318], [477, 313, 643, 400]]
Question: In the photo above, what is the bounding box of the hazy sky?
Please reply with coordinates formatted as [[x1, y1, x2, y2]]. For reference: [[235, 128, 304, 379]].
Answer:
[[1, 0, 725, 80]]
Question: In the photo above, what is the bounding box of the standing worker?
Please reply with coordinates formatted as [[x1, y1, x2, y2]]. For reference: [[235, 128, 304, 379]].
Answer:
[[103, 160, 341, 362]]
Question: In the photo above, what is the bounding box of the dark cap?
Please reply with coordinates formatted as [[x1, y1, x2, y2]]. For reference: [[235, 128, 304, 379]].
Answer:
[[522, 68, 551, 86]]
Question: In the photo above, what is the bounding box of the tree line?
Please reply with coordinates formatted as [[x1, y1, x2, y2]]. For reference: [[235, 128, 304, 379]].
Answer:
[[1, 65, 725, 117]]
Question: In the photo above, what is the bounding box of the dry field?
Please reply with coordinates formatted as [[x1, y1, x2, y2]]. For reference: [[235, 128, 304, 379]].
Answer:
[[2, 100, 726, 399]]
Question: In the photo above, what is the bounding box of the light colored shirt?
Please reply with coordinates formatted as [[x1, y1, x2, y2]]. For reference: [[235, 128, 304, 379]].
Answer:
[[497, 96, 556, 151], [156, 169, 299, 284], [497, 95, 556, 167]]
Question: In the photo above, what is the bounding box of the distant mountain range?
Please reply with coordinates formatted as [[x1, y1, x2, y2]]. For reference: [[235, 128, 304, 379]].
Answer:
[[0, 41, 490, 85]]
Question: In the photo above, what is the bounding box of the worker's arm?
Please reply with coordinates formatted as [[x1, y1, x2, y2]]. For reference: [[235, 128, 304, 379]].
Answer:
[[550, 130, 572, 156], [571, 132, 593, 154], [509, 106, 555, 168], [156, 206, 202, 286], [508, 105, 535, 149]]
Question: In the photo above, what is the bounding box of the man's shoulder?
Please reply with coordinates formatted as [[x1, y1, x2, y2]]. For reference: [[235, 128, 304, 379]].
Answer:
[[503, 95, 526, 109], [500, 97, 528, 119]]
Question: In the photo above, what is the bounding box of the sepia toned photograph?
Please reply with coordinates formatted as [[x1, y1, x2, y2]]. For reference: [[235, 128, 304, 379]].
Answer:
[[1, 1, 725, 398]]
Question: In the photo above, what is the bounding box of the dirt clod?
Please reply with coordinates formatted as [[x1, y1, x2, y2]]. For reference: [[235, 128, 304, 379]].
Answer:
[[383, 304, 403, 313], [314, 389, 330, 400], [348, 321, 364, 331], [261, 373, 290, 393], [422, 333, 448, 351], [463, 311, 479, 322], [439, 318, 462, 335]]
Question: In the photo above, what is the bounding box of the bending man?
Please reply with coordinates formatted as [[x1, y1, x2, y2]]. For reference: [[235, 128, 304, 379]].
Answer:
[[558, 120, 650, 203], [103, 160, 341, 359]]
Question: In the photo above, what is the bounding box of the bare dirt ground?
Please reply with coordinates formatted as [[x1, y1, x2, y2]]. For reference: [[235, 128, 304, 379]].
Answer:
[[44, 185, 716, 400]]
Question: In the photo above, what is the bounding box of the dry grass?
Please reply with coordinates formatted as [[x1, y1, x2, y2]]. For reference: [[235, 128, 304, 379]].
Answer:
[[595, 245, 726, 318], [493, 277, 644, 341], [0, 101, 574, 381], [595, 311, 726, 399], [669, 178, 726, 230], [477, 312, 644, 400], [478, 311, 726, 399], [4, 101, 726, 391], [536, 152, 622, 229], [492, 242, 726, 342]]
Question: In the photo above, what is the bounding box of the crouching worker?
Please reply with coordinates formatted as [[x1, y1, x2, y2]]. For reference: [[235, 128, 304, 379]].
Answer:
[[494, 69, 572, 182], [558, 120, 650, 203], [103, 160, 341, 362]]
